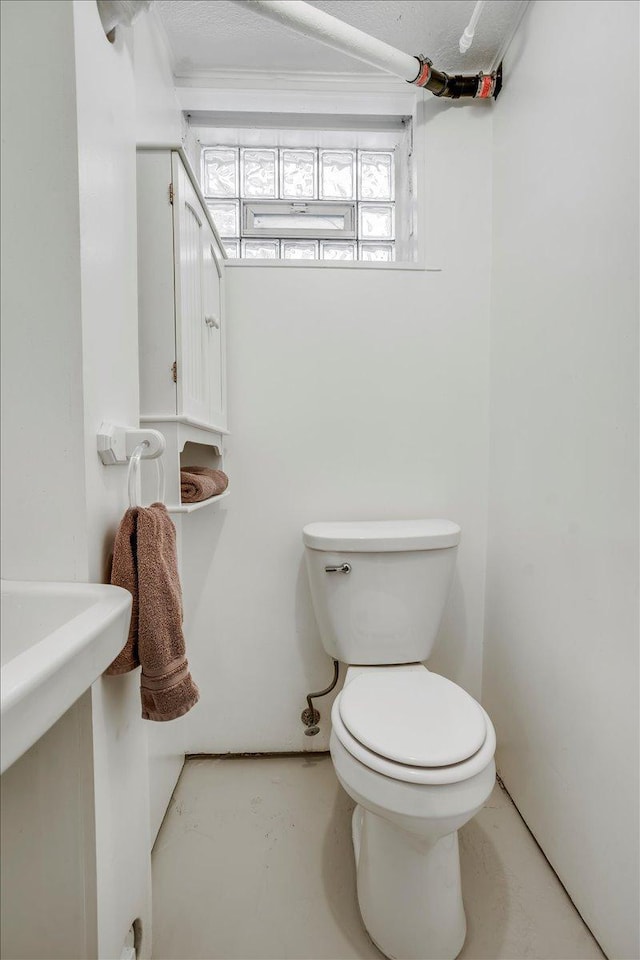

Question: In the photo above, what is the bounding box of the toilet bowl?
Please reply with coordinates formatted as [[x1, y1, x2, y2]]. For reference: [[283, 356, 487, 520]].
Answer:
[[302, 520, 496, 960], [331, 664, 496, 960]]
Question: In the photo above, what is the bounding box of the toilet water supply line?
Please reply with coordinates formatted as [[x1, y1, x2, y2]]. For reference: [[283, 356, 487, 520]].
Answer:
[[233, 0, 501, 100], [301, 660, 340, 736]]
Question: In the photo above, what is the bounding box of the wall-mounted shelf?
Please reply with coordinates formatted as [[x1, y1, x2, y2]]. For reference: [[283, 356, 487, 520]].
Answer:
[[140, 418, 225, 458], [138, 416, 228, 512], [166, 489, 230, 515], [139, 415, 229, 437]]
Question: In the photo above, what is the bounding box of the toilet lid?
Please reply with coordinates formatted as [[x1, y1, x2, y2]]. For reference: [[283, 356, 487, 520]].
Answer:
[[338, 671, 487, 767]]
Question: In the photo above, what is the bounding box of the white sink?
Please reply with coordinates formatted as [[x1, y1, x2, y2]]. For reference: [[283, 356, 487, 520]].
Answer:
[[1, 580, 132, 774]]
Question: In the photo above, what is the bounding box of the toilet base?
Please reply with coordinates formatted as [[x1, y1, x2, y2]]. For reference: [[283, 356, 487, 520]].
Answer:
[[352, 805, 466, 960]]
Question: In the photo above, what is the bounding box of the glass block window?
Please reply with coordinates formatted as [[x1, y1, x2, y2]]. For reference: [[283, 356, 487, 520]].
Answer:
[[202, 146, 395, 262]]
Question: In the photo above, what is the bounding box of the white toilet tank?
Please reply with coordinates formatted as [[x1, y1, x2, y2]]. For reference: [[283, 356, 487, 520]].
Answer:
[[303, 520, 461, 665]]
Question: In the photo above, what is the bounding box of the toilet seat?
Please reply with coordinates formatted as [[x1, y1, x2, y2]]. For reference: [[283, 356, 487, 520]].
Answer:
[[331, 677, 496, 786], [339, 670, 486, 767]]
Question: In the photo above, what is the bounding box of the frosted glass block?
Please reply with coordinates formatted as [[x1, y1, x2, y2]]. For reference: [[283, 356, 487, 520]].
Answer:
[[321, 241, 356, 261], [241, 148, 277, 198], [359, 204, 394, 240], [320, 151, 355, 200], [281, 240, 319, 260], [358, 151, 394, 200], [281, 149, 316, 199], [206, 200, 239, 237], [359, 242, 395, 262], [241, 239, 280, 259], [222, 240, 240, 258], [202, 148, 238, 198]]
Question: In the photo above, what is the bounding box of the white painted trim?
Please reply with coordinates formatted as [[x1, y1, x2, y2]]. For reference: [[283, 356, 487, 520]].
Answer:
[[177, 85, 419, 119], [224, 260, 440, 273], [174, 68, 414, 94], [191, 116, 406, 135]]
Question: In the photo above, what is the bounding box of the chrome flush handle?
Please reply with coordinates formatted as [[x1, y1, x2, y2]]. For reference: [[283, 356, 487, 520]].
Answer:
[[324, 562, 351, 574]]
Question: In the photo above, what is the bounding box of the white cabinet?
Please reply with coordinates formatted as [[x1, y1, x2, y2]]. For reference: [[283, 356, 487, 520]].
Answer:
[[137, 147, 227, 434], [136, 147, 229, 515], [136, 149, 229, 845]]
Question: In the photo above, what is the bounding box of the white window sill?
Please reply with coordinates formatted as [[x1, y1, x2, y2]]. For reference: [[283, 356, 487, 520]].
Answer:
[[224, 259, 440, 272]]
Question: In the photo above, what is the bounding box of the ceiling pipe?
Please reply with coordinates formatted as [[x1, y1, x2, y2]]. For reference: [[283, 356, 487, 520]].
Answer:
[[232, 0, 501, 99], [459, 0, 486, 54]]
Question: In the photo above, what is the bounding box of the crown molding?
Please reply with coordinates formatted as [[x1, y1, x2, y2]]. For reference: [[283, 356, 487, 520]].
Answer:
[[173, 67, 413, 95]]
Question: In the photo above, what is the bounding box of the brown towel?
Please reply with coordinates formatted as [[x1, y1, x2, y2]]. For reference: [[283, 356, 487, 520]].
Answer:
[[181, 466, 229, 503], [104, 502, 199, 722]]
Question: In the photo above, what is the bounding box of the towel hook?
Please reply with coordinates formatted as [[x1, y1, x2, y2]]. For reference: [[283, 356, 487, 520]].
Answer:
[[128, 441, 148, 508], [127, 442, 165, 508], [98, 422, 165, 465]]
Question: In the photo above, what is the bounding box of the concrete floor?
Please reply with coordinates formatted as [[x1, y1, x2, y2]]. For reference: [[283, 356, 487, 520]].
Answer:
[[152, 755, 604, 960]]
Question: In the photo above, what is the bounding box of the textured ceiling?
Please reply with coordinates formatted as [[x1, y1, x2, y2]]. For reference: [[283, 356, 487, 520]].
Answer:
[[155, 0, 526, 77]]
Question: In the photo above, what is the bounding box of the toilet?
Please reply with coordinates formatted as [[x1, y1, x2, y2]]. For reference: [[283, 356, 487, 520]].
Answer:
[[302, 519, 496, 960]]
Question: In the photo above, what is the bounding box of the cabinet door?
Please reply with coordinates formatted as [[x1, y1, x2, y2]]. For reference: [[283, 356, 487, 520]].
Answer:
[[173, 156, 209, 424], [201, 224, 225, 429]]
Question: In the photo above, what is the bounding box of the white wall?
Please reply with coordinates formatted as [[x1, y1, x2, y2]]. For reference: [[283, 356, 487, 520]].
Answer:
[[75, 0, 187, 941], [182, 101, 494, 752], [72, 3, 152, 957], [1, 0, 184, 955], [0, 0, 150, 953], [0, 0, 88, 582], [133, 9, 183, 146], [484, 3, 639, 958]]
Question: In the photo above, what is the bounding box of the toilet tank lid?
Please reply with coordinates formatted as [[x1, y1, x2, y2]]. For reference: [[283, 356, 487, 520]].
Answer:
[[302, 519, 461, 552]]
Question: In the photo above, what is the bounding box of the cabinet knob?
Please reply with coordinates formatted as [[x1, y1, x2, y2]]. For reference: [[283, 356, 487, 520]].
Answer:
[[205, 315, 220, 329]]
